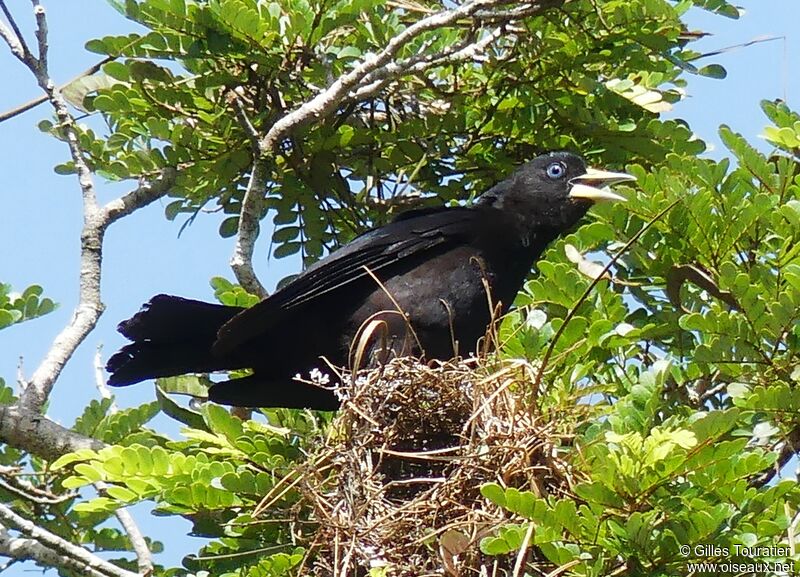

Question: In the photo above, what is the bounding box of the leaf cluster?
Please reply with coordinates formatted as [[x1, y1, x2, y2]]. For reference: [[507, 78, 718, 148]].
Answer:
[[56, 0, 726, 270], [0, 283, 56, 330], [0, 385, 165, 576], [54, 400, 329, 576], [478, 102, 800, 575]]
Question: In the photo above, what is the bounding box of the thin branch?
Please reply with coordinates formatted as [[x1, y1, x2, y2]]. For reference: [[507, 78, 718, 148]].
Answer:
[[386, 0, 435, 11], [0, 407, 152, 574], [0, 528, 108, 577], [512, 522, 534, 577], [93, 346, 116, 405], [0, 56, 114, 124], [348, 26, 504, 102], [258, 0, 496, 152], [0, 0, 31, 62], [1, 0, 176, 416], [94, 482, 153, 576], [113, 507, 153, 576], [227, 87, 271, 294], [231, 157, 270, 297], [103, 167, 179, 225], [474, 2, 558, 21], [356, 28, 483, 86], [0, 18, 24, 62], [751, 425, 800, 487], [533, 199, 681, 393], [0, 503, 139, 577], [1, 92, 51, 124], [8, 0, 95, 411], [31, 0, 47, 77], [226, 88, 261, 151], [90, 359, 152, 573], [0, 466, 76, 505], [19, 167, 177, 412]]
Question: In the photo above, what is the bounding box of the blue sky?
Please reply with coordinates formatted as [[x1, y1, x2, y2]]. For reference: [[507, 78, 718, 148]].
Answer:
[[1, 0, 799, 570]]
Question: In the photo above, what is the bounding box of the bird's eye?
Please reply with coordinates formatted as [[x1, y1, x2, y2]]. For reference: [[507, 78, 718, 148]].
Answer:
[[546, 162, 566, 180]]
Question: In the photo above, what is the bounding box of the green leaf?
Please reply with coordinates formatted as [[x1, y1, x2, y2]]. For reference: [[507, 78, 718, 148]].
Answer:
[[273, 241, 301, 259], [155, 379, 209, 430], [74, 462, 104, 483], [219, 216, 239, 238], [104, 485, 138, 502], [480, 482, 506, 507], [73, 497, 120, 513], [202, 404, 244, 442], [698, 64, 727, 79]]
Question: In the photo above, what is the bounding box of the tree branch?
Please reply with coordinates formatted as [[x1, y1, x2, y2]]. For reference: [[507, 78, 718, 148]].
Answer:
[[31, 1, 48, 77], [0, 56, 114, 124], [0, 0, 173, 472], [258, 0, 498, 152], [0, 407, 154, 574], [0, 19, 23, 60], [226, 88, 261, 151], [752, 425, 800, 487], [112, 506, 153, 576], [103, 168, 179, 224], [11, 12, 173, 411], [231, 0, 560, 293], [0, 0, 31, 64], [0, 504, 139, 577], [233, 1, 498, 288], [348, 25, 504, 102], [0, 404, 103, 462], [3, 0, 94, 411], [89, 368, 153, 575], [231, 157, 269, 297], [19, 166, 178, 412], [89, 482, 154, 576], [0, 465, 76, 505], [0, 528, 108, 577]]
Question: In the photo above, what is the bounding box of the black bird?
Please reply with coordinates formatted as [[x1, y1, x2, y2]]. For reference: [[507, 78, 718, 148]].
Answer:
[[106, 152, 633, 410]]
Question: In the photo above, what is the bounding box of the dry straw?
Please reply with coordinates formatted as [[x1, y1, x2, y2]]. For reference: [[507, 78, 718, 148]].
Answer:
[[294, 356, 581, 576]]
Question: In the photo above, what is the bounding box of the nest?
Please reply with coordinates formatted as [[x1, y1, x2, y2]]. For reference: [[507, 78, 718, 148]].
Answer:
[[298, 357, 577, 576]]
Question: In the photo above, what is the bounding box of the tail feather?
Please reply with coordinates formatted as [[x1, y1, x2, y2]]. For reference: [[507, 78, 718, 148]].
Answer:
[[118, 294, 242, 342], [209, 374, 340, 410], [107, 295, 244, 386]]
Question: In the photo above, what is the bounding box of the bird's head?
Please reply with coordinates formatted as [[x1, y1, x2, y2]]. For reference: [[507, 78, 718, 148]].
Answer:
[[478, 151, 635, 236]]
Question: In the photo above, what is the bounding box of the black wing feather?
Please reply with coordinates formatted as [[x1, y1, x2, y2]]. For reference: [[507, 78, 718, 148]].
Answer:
[[213, 206, 479, 354]]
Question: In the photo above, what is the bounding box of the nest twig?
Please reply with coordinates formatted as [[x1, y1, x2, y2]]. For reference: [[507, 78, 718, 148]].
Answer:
[[297, 356, 579, 576]]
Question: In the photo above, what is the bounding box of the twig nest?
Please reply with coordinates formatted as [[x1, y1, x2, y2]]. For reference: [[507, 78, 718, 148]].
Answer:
[[300, 357, 574, 576]]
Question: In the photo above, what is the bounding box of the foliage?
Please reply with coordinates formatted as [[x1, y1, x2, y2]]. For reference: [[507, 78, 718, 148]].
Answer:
[[3, 0, 800, 575], [49, 0, 718, 268], [54, 402, 326, 575], [0, 383, 165, 576], [479, 102, 800, 574], [0, 283, 56, 330]]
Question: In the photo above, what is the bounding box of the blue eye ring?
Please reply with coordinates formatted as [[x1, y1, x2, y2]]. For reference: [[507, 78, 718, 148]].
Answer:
[[546, 162, 567, 180]]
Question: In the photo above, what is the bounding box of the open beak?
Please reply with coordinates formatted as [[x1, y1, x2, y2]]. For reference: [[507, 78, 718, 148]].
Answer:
[[568, 167, 636, 203]]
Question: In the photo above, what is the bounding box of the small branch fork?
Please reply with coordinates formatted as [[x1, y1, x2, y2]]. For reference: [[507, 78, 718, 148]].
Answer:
[[0, 502, 139, 577], [0, 1, 169, 574], [229, 0, 563, 295], [22, 167, 177, 413]]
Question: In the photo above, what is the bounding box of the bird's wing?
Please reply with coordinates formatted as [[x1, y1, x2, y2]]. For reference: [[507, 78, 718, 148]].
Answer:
[[213, 206, 481, 354]]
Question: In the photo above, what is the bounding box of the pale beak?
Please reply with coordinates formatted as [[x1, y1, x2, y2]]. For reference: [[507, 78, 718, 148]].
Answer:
[[568, 167, 636, 203]]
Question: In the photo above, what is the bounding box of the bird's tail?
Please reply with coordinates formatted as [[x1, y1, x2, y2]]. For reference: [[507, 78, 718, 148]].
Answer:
[[209, 375, 340, 410], [106, 295, 244, 386]]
